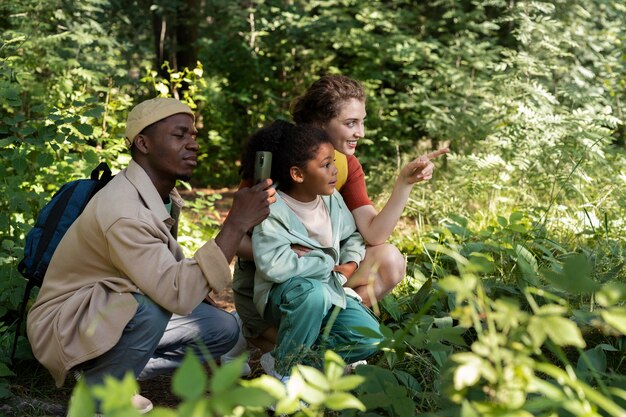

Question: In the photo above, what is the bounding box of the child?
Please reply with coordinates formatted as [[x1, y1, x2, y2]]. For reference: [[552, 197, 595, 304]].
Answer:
[[242, 120, 382, 376]]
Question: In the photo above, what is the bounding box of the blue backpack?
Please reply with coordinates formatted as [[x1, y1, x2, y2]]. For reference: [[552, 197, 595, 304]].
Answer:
[[13, 162, 113, 358]]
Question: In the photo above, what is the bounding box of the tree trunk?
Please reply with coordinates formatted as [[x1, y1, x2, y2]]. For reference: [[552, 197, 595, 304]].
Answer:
[[151, 0, 201, 92]]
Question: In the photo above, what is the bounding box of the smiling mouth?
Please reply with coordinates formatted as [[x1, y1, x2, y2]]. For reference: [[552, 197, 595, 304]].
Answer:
[[183, 156, 197, 166]]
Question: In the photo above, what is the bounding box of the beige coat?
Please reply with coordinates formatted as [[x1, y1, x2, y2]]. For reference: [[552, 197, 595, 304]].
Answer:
[[26, 160, 231, 387]]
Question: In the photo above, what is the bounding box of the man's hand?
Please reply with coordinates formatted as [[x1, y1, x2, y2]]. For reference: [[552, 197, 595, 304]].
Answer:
[[228, 179, 277, 233], [333, 261, 358, 279], [399, 147, 449, 185], [215, 179, 276, 264]]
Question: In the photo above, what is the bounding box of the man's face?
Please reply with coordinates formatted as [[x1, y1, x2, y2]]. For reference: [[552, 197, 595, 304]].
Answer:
[[143, 113, 198, 182]]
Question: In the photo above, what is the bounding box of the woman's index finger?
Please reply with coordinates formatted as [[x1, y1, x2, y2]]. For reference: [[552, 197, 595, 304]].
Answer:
[[425, 147, 450, 160]]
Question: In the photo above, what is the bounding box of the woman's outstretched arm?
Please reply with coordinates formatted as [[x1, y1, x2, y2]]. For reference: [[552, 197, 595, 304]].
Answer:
[[353, 148, 449, 246]]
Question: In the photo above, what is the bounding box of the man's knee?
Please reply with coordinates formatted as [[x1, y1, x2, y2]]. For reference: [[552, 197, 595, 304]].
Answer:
[[221, 312, 240, 350], [129, 294, 171, 344], [195, 304, 240, 349]]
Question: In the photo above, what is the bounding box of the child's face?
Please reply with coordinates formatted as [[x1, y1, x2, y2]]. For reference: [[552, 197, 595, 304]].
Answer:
[[294, 142, 338, 201]]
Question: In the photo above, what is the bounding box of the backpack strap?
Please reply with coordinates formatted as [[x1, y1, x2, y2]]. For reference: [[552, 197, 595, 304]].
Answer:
[[11, 279, 37, 361], [33, 184, 78, 277], [91, 162, 112, 182]]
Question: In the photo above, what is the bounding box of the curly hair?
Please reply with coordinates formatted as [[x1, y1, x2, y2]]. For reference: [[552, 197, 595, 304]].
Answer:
[[290, 75, 366, 125], [241, 120, 332, 192]]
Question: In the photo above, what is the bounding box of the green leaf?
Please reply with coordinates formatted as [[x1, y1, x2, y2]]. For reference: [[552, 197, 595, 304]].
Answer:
[[0, 381, 11, 400], [577, 345, 607, 378], [13, 156, 27, 173], [515, 244, 539, 286], [409, 277, 432, 311], [392, 396, 417, 416], [67, 380, 95, 417], [84, 107, 104, 118], [93, 373, 139, 413], [324, 350, 346, 381], [544, 253, 599, 294], [228, 386, 274, 407], [351, 325, 383, 339], [437, 276, 465, 293], [535, 315, 585, 348], [298, 365, 328, 390], [508, 223, 527, 233], [36, 152, 55, 167], [393, 369, 422, 395], [146, 408, 178, 417], [595, 282, 626, 307], [243, 374, 286, 398], [332, 375, 365, 391], [358, 392, 393, 409], [210, 355, 245, 395], [16, 125, 37, 136], [509, 211, 524, 224], [325, 392, 366, 411], [0, 363, 15, 377], [460, 400, 480, 417], [76, 123, 93, 137], [601, 308, 626, 335], [1, 240, 14, 251], [452, 353, 483, 390], [172, 353, 207, 401], [467, 252, 495, 273]]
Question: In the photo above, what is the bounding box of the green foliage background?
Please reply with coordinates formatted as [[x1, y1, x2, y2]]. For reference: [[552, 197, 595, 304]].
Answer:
[[1, 0, 626, 415]]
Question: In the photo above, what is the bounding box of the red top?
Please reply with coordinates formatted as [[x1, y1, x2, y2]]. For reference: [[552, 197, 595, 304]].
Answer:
[[339, 155, 372, 211]]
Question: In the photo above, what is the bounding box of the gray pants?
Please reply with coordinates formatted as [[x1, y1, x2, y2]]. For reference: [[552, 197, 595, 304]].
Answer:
[[79, 294, 238, 387]]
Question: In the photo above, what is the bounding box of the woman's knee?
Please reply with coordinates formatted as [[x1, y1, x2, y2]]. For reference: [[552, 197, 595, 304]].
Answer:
[[367, 243, 406, 286]]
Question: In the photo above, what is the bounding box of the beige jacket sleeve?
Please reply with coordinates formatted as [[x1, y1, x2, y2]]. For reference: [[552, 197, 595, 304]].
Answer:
[[106, 217, 231, 316]]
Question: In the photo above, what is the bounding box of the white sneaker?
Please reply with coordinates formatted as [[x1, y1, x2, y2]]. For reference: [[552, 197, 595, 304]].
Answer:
[[220, 312, 252, 376], [345, 359, 367, 374], [260, 352, 284, 380], [131, 394, 153, 414]]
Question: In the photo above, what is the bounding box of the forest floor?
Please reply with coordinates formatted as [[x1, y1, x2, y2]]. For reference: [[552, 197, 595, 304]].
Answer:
[[6, 188, 271, 416]]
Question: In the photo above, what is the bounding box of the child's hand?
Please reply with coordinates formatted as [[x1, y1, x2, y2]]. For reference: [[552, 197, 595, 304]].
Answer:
[[333, 261, 358, 279]]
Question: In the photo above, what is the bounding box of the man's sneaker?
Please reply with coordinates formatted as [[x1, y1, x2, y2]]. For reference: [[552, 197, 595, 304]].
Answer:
[[131, 394, 153, 414], [71, 371, 153, 414], [220, 311, 251, 376], [79, 394, 153, 416]]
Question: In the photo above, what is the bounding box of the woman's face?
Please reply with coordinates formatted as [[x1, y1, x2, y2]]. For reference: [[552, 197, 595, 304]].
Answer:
[[323, 98, 366, 156]]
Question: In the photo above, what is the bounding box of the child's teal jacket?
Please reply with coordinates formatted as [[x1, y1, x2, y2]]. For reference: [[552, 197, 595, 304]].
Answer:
[[251, 191, 365, 316]]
